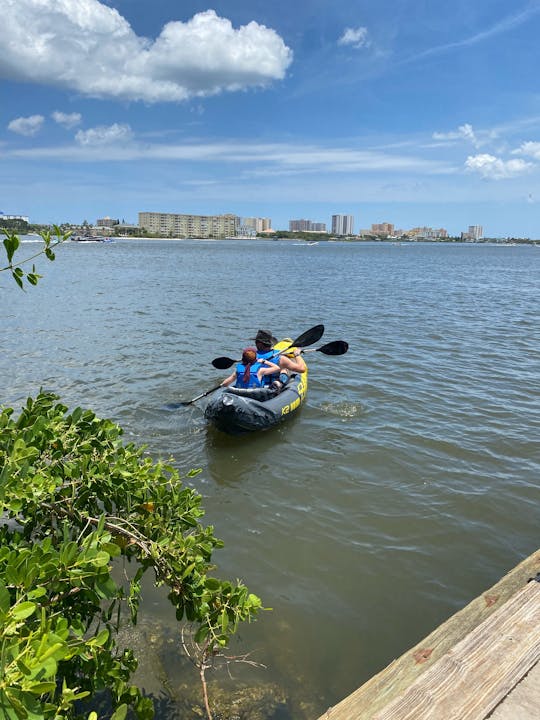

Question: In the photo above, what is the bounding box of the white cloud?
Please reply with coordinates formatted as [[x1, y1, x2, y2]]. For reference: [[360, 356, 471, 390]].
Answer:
[[465, 153, 532, 179], [0, 1, 293, 103], [7, 115, 45, 136], [75, 123, 133, 146], [432, 123, 496, 149], [6, 135, 452, 177], [52, 111, 82, 129], [403, 5, 540, 65], [512, 141, 540, 160], [338, 27, 370, 49]]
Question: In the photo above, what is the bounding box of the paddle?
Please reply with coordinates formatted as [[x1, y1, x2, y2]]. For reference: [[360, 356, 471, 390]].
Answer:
[[300, 340, 348, 356], [211, 324, 325, 370], [177, 382, 224, 407]]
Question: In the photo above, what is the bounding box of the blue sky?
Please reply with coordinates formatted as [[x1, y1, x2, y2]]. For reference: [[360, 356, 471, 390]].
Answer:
[[2, 0, 540, 236]]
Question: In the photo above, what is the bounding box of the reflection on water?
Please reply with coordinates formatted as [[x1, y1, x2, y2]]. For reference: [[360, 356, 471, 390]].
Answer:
[[4, 239, 540, 718]]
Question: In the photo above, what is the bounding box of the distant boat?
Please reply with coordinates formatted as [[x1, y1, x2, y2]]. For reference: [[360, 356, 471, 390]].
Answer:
[[71, 235, 110, 243]]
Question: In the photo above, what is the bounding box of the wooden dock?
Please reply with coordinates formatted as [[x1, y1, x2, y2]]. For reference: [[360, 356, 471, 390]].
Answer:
[[318, 549, 540, 720]]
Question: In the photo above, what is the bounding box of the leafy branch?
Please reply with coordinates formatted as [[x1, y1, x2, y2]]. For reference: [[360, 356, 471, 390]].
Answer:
[[1, 226, 70, 288], [0, 392, 264, 720]]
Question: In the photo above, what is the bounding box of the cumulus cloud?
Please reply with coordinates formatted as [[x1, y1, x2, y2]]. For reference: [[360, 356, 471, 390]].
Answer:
[[52, 111, 82, 128], [513, 141, 540, 160], [465, 153, 532, 179], [7, 115, 44, 136], [338, 27, 370, 49], [0, 1, 293, 103], [75, 123, 133, 146]]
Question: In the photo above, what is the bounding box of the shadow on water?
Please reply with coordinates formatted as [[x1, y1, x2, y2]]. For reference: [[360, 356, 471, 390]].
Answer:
[[202, 416, 304, 487]]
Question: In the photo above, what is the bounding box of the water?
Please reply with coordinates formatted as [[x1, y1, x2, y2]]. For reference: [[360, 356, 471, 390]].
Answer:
[[3, 238, 539, 717]]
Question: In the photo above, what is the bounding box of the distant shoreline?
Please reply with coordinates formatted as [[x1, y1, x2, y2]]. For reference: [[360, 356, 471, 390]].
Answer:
[[18, 234, 540, 246]]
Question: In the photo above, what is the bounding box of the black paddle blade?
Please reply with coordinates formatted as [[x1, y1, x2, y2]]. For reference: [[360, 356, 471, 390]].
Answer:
[[317, 340, 348, 355], [212, 356, 236, 369], [291, 324, 324, 348]]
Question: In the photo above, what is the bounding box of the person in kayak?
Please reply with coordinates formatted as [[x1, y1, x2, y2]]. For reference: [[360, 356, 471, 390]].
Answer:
[[252, 330, 307, 390], [220, 347, 280, 389], [252, 329, 280, 386], [270, 339, 307, 390]]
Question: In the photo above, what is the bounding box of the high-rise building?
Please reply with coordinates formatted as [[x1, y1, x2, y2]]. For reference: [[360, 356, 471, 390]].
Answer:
[[289, 219, 311, 232], [289, 219, 326, 232], [243, 217, 272, 233], [468, 225, 483, 240], [332, 214, 354, 235]]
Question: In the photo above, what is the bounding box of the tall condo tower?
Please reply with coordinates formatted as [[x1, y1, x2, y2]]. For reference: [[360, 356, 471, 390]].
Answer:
[[332, 214, 354, 235], [468, 225, 483, 240]]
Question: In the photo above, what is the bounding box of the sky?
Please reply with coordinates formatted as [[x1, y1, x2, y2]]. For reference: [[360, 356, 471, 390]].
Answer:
[[2, 0, 540, 236]]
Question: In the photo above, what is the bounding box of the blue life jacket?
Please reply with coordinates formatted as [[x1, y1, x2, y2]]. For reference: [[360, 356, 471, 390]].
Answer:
[[235, 360, 264, 388], [255, 349, 280, 386]]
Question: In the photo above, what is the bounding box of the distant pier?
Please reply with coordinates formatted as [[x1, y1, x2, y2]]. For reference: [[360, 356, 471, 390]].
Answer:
[[318, 549, 540, 720]]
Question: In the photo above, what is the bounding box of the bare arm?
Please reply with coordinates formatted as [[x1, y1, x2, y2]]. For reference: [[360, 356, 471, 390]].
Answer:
[[257, 358, 280, 380], [221, 371, 236, 387], [280, 351, 306, 373]]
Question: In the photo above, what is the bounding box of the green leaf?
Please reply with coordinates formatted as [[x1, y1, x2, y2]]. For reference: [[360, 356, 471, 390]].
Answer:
[[25, 682, 56, 696], [93, 550, 111, 567], [11, 269, 24, 289], [16, 660, 32, 677], [88, 628, 109, 647], [26, 587, 47, 601], [11, 602, 36, 620], [3, 235, 19, 263], [0, 690, 20, 720], [110, 703, 128, 720], [0, 582, 11, 612]]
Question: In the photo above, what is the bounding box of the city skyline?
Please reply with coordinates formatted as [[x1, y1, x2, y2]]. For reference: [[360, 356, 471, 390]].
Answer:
[[3, 2, 540, 236], [1, 208, 487, 239]]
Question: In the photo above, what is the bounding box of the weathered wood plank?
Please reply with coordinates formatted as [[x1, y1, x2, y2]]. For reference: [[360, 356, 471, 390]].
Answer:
[[319, 550, 540, 720], [489, 660, 540, 720], [372, 580, 540, 720]]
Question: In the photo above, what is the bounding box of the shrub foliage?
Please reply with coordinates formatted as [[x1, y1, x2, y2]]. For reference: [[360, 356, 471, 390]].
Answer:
[[0, 233, 262, 719]]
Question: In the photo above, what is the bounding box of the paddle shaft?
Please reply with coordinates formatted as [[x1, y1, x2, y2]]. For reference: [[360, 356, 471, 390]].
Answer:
[[180, 382, 223, 405]]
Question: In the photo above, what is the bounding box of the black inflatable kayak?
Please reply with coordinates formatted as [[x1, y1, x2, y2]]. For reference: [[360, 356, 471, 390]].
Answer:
[[204, 370, 308, 435]]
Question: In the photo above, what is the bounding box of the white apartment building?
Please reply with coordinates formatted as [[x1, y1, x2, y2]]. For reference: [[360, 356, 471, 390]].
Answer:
[[0, 212, 29, 223], [138, 212, 240, 238], [468, 225, 483, 240], [332, 214, 354, 235]]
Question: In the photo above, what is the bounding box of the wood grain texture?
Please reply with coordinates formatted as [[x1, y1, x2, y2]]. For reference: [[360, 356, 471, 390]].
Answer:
[[319, 550, 540, 720], [372, 580, 540, 720]]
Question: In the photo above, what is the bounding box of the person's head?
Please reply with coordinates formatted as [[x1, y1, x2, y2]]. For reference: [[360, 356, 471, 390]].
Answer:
[[241, 347, 257, 365], [252, 329, 277, 350]]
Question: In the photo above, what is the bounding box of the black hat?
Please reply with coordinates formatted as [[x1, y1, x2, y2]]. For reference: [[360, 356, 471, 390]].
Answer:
[[252, 329, 277, 346]]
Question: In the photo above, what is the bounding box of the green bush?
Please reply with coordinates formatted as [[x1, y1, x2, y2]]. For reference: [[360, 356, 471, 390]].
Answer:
[[0, 232, 262, 720]]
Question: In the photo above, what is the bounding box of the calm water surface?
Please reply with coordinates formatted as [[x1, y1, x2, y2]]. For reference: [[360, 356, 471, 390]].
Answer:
[[3, 239, 539, 717]]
